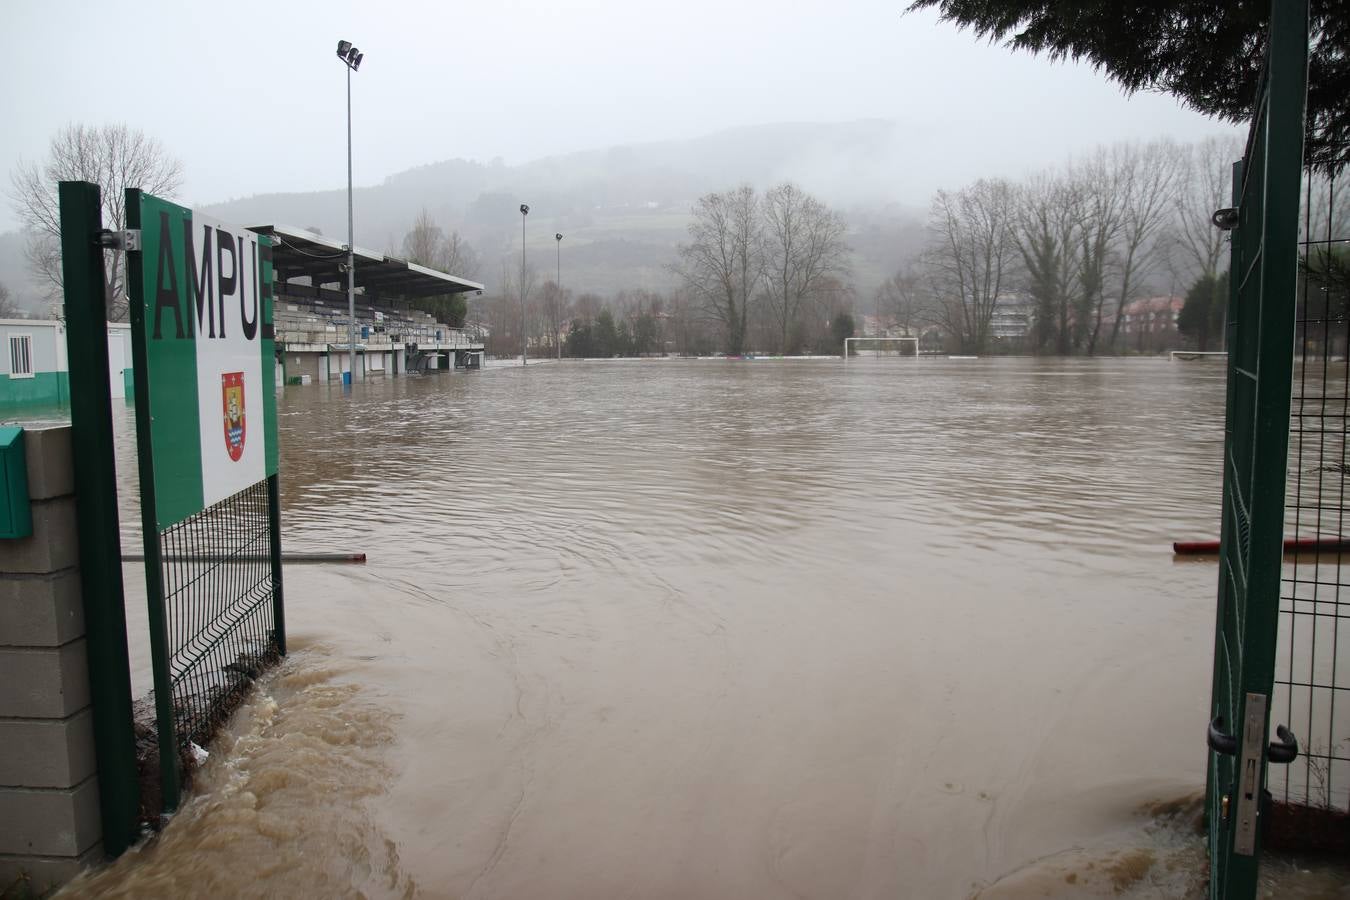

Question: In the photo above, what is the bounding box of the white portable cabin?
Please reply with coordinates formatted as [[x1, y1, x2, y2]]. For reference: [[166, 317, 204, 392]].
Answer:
[[0, 318, 132, 411]]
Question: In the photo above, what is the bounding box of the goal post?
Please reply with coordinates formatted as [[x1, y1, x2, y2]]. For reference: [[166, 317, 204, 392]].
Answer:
[[843, 336, 919, 363], [1169, 350, 1229, 361]]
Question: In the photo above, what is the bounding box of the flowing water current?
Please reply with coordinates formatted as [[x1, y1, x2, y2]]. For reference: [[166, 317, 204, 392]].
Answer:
[[61, 358, 1349, 898]]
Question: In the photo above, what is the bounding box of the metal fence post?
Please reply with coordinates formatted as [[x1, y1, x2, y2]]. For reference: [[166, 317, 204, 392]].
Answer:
[[123, 188, 181, 814], [268, 474, 286, 655], [58, 180, 140, 855]]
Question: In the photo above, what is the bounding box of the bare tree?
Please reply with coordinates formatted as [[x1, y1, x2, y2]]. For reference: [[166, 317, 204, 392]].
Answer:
[[498, 254, 540, 360], [9, 124, 182, 320], [924, 179, 1017, 354], [1010, 141, 1183, 355], [540, 280, 569, 358], [666, 287, 710, 356], [1073, 148, 1128, 355], [673, 186, 763, 355], [465, 291, 488, 338], [875, 266, 931, 336], [0, 283, 18, 319], [398, 210, 480, 328], [1104, 139, 1184, 351], [573, 291, 603, 323], [1012, 172, 1081, 354], [402, 208, 445, 266], [1166, 135, 1243, 285], [444, 231, 481, 281], [1154, 136, 1243, 353], [760, 183, 849, 354], [402, 210, 480, 283], [482, 257, 518, 358], [816, 276, 858, 352]]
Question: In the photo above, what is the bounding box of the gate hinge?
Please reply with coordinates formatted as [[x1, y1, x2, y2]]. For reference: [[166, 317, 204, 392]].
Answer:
[[96, 229, 141, 252], [1211, 207, 1239, 231]]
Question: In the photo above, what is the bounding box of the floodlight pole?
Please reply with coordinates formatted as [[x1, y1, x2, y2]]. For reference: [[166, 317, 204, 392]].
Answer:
[[346, 64, 356, 385], [337, 40, 363, 386], [520, 204, 529, 366], [555, 232, 563, 360]]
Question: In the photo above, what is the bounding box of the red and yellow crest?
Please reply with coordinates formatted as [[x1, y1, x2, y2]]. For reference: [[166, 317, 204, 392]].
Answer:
[[222, 372, 246, 461]]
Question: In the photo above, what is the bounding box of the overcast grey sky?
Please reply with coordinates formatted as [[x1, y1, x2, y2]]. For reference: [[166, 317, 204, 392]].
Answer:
[[2, 0, 1238, 232]]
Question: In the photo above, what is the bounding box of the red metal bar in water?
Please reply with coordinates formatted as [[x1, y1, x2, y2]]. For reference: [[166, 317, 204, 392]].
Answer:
[[1172, 538, 1350, 555]]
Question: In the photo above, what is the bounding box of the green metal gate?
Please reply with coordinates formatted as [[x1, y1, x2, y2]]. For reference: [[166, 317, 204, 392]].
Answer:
[[56, 180, 289, 847], [1264, 160, 1350, 850], [124, 190, 286, 816], [1206, 1, 1311, 894]]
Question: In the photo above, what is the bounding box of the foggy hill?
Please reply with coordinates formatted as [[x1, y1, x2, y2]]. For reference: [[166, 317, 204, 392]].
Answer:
[[199, 120, 930, 297], [0, 122, 929, 305], [0, 231, 48, 317]]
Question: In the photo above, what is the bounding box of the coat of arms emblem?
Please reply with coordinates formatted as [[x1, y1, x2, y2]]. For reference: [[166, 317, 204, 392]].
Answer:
[[222, 372, 246, 461]]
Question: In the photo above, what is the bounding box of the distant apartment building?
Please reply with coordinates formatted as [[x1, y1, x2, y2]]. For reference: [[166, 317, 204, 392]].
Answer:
[[862, 312, 929, 341], [1119, 295, 1184, 353], [990, 293, 1033, 342], [860, 314, 902, 338]]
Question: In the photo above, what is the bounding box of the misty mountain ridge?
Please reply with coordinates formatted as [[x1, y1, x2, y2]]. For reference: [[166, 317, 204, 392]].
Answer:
[[209, 119, 931, 224], [197, 119, 934, 297], [0, 120, 949, 311]]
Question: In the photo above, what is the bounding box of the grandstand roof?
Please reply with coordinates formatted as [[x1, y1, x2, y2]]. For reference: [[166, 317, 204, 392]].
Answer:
[[250, 224, 485, 299]]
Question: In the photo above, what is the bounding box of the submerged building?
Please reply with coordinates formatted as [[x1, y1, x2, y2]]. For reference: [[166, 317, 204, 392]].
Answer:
[[254, 225, 486, 383], [0, 225, 486, 411]]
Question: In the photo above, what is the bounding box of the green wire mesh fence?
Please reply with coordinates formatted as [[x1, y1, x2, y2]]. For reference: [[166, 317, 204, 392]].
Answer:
[[157, 478, 281, 754], [1271, 157, 1350, 830]]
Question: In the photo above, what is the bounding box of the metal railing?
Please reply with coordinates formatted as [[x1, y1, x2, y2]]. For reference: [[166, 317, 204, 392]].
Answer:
[[274, 306, 483, 349]]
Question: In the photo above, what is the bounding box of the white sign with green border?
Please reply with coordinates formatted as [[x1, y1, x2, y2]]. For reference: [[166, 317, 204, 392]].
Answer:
[[130, 192, 279, 529]]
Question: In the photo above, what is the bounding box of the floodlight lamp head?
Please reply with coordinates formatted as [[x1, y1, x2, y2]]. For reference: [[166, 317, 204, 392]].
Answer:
[[555, 233, 563, 241], [520, 204, 530, 216], [352, 52, 364, 70], [337, 40, 352, 59]]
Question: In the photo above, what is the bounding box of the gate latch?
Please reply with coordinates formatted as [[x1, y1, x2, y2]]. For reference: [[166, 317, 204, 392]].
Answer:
[[1233, 694, 1266, 856], [1211, 207, 1240, 231], [1207, 715, 1299, 763], [1207, 694, 1300, 857]]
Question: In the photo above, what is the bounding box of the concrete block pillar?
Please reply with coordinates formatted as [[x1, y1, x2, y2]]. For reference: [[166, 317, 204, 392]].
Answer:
[[0, 425, 104, 894]]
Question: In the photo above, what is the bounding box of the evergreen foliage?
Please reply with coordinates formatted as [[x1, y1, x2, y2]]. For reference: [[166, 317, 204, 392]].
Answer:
[[832, 313, 857, 351], [907, 1, 1348, 168], [1177, 270, 1229, 351]]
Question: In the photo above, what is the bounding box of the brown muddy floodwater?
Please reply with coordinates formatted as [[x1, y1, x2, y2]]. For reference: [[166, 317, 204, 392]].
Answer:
[[63, 358, 1350, 898]]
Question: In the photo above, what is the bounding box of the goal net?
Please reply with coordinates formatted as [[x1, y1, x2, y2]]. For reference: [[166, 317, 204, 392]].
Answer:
[[843, 337, 919, 361]]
